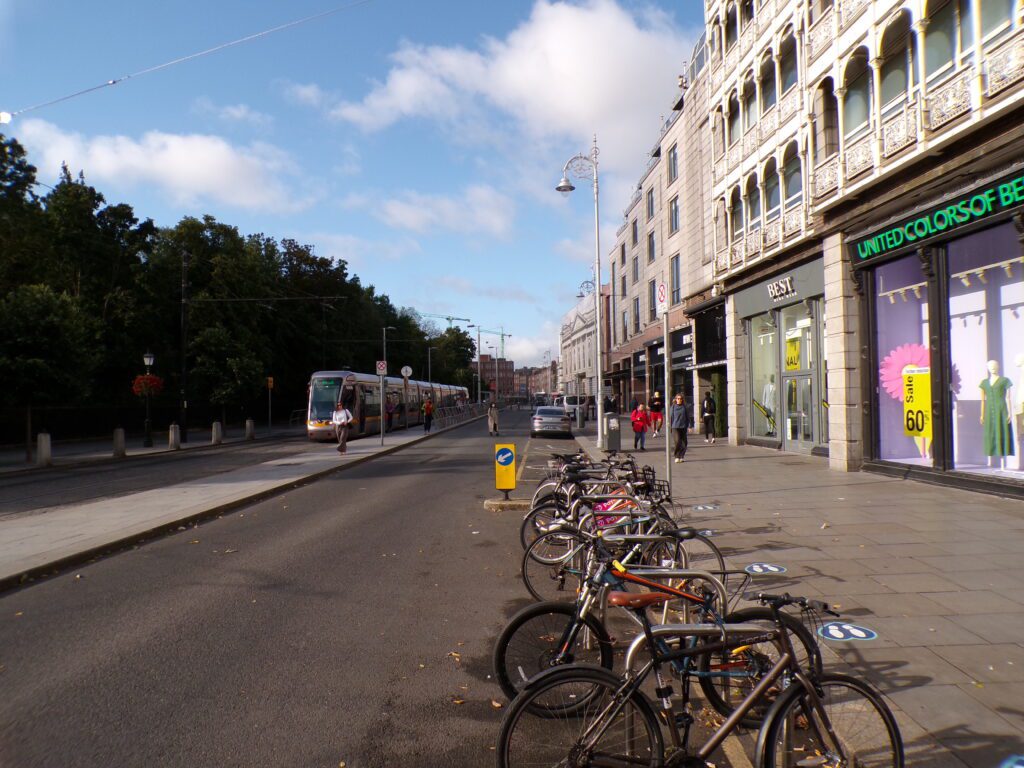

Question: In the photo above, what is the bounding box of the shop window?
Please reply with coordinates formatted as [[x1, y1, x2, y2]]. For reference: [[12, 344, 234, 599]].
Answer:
[[812, 78, 839, 164], [875, 253, 930, 464], [947, 223, 1024, 475], [760, 54, 777, 111], [764, 160, 781, 220], [843, 49, 871, 135], [880, 11, 915, 108], [749, 311, 780, 438], [779, 34, 798, 92]]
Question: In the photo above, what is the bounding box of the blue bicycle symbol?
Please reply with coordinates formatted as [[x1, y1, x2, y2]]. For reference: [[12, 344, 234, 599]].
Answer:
[[818, 622, 878, 642]]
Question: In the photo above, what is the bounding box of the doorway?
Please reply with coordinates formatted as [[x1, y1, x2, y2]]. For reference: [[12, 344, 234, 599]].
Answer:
[[783, 374, 814, 452]]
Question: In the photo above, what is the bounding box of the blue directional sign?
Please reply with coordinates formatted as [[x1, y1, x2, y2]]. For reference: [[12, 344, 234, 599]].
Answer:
[[818, 622, 878, 642], [495, 444, 516, 492], [496, 448, 514, 466], [744, 563, 787, 575], [997, 756, 1024, 768]]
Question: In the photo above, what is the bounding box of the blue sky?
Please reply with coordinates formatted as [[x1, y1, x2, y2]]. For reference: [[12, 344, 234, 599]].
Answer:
[[1, 0, 702, 364]]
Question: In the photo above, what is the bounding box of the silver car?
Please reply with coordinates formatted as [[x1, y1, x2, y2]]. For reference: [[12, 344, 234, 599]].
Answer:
[[531, 406, 573, 438]]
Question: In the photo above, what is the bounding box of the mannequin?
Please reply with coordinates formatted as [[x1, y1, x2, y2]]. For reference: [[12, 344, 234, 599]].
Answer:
[[979, 359, 1014, 462], [1016, 354, 1024, 416], [762, 374, 776, 436]]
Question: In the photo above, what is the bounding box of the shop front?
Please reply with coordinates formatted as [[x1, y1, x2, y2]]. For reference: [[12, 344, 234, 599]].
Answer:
[[734, 258, 827, 454], [852, 165, 1024, 493], [689, 300, 728, 439], [644, 327, 694, 407]]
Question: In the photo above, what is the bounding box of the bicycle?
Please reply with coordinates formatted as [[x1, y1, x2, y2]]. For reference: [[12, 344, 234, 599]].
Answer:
[[495, 590, 903, 768]]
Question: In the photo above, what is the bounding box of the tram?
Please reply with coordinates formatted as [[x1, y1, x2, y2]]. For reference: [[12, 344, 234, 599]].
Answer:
[[306, 370, 469, 441]]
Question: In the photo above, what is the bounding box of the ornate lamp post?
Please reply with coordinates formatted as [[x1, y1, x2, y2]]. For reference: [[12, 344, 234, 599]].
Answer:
[[143, 350, 155, 448], [557, 136, 605, 447]]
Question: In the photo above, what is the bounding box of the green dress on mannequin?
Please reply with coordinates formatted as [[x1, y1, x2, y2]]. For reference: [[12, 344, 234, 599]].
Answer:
[[980, 376, 1014, 456]]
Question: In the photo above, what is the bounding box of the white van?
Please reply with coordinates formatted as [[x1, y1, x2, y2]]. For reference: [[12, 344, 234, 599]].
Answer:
[[556, 395, 586, 420]]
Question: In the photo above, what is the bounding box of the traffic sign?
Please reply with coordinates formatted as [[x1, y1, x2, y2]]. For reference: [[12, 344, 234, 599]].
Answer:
[[495, 444, 516, 492], [376, 360, 387, 375], [656, 282, 668, 317], [266, 376, 274, 390], [401, 365, 413, 378]]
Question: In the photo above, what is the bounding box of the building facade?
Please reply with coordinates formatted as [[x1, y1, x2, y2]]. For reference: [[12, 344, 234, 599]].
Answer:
[[559, 294, 599, 398], [601, 0, 1024, 495], [478, 354, 515, 400]]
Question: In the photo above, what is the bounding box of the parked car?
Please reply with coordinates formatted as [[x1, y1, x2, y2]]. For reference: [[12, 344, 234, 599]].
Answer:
[[530, 406, 573, 438]]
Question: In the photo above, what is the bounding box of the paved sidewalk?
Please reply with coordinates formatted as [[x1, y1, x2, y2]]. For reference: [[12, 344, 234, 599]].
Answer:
[[0, 419, 479, 590], [577, 428, 1024, 768]]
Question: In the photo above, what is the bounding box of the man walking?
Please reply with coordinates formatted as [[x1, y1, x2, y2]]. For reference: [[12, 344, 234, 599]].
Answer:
[[702, 391, 717, 444], [422, 397, 434, 433], [669, 393, 689, 463]]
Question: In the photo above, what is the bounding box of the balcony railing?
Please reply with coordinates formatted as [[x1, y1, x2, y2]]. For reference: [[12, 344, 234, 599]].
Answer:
[[808, 8, 834, 62], [783, 207, 803, 236], [743, 129, 757, 159], [745, 229, 762, 260], [763, 218, 781, 248], [927, 67, 972, 130], [840, 0, 869, 29], [715, 247, 729, 274], [881, 99, 918, 158], [844, 131, 874, 179], [813, 154, 840, 198], [985, 28, 1024, 97], [728, 143, 741, 169], [730, 243, 744, 267], [759, 106, 778, 142], [779, 87, 799, 123]]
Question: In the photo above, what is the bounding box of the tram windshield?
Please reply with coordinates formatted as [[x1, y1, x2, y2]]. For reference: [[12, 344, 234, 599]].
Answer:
[[309, 377, 341, 420]]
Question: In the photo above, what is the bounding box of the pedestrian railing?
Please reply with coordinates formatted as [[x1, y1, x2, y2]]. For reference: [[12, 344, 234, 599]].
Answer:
[[433, 404, 487, 430]]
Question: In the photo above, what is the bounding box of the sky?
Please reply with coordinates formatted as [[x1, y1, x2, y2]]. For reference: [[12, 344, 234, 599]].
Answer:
[[1, 0, 703, 365]]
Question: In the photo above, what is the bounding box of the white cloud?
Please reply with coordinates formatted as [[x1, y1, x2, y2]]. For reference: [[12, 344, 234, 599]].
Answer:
[[280, 80, 328, 108], [17, 118, 311, 213], [437, 275, 540, 307], [376, 184, 515, 237], [193, 97, 272, 126], [335, 143, 361, 176], [505, 320, 560, 366], [306, 232, 421, 266], [332, 0, 696, 178]]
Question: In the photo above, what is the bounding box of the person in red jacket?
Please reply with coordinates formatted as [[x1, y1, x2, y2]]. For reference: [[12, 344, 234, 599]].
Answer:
[[630, 403, 651, 451]]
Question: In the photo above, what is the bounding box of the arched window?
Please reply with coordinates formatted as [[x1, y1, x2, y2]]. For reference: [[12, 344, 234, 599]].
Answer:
[[843, 48, 871, 136], [745, 174, 761, 231], [782, 142, 802, 207], [764, 159, 781, 219], [880, 11, 915, 107], [925, 0, 973, 77], [711, 19, 723, 63], [981, 0, 1013, 37], [742, 73, 758, 130], [716, 198, 729, 246], [729, 187, 744, 240], [741, 0, 755, 29], [728, 91, 742, 145], [813, 77, 839, 163], [714, 108, 726, 156], [760, 52, 777, 111], [726, 4, 739, 48], [779, 33, 798, 92]]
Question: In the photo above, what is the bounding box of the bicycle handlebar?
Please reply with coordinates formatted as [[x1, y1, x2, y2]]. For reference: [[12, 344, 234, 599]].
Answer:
[[744, 592, 840, 616]]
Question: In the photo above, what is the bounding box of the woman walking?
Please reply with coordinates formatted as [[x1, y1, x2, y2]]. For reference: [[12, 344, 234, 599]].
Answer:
[[630, 403, 651, 451], [487, 401, 500, 436], [702, 391, 717, 444], [669, 393, 689, 463], [332, 401, 353, 454]]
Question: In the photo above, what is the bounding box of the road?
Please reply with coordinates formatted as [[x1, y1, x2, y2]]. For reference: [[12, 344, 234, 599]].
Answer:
[[0, 410, 550, 768]]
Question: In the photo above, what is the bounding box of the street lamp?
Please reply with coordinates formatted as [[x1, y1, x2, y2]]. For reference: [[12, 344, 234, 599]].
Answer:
[[487, 343, 499, 404], [143, 350, 154, 448], [468, 324, 483, 404], [427, 346, 437, 383], [556, 136, 605, 448], [381, 326, 396, 445]]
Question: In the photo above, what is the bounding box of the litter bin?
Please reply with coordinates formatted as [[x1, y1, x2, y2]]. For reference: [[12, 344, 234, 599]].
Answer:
[[576, 406, 585, 430], [604, 413, 621, 452]]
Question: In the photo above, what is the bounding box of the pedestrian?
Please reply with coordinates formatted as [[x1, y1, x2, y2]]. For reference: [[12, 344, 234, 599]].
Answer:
[[332, 401, 353, 454], [487, 401, 500, 436], [385, 395, 396, 432], [630, 403, 651, 451], [649, 391, 665, 438], [422, 396, 434, 433], [669, 393, 689, 463], [603, 394, 615, 414], [702, 391, 717, 444]]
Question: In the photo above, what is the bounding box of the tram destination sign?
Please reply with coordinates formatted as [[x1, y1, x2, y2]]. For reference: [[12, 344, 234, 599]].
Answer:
[[849, 167, 1024, 265]]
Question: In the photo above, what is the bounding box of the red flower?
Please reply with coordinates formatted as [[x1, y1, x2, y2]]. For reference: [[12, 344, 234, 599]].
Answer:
[[132, 374, 164, 398]]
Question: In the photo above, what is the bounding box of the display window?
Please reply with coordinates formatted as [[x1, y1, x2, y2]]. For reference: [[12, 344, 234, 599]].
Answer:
[[947, 222, 1024, 475], [749, 311, 779, 437], [874, 253, 931, 464]]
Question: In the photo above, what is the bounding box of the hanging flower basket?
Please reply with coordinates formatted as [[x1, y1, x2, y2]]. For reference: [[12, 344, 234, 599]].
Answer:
[[132, 374, 164, 398]]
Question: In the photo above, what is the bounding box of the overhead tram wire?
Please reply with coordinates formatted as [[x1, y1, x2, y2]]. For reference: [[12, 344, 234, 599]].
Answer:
[[1, 0, 377, 122]]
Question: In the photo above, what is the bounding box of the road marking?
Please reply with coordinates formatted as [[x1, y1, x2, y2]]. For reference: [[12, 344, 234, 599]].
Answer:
[[516, 442, 530, 483]]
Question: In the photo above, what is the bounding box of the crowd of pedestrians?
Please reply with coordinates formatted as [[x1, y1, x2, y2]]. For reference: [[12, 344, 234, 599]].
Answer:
[[624, 390, 717, 461]]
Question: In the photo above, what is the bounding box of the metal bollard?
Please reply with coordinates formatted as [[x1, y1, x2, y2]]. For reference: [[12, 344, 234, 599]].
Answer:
[[212, 421, 223, 445], [168, 423, 181, 450], [112, 428, 126, 458], [36, 432, 52, 467], [245, 419, 255, 440]]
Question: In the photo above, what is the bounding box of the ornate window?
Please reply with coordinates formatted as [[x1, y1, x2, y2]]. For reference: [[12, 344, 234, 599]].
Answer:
[[843, 48, 871, 136], [728, 91, 742, 145], [729, 186, 744, 240], [812, 77, 839, 163], [726, 4, 739, 48], [742, 73, 758, 130], [764, 159, 781, 220], [981, 0, 1013, 38], [782, 142, 802, 207], [925, 0, 972, 77], [779, 33, 799, 93], [880, 11, 915, 108], [745, 173, 761, 231], [760, 53, 777, 111]]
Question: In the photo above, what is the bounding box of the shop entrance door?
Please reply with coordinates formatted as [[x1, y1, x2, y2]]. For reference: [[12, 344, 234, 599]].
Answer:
[[783, 375, 814, 453]]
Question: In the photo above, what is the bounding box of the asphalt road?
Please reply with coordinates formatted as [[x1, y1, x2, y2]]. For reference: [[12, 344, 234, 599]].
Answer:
[[0, 410, 546, 768]]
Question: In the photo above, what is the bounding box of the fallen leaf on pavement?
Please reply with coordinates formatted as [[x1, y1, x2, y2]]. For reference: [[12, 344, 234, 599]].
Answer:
[[189, 540, 200, 544], [451, 697, 465, 705], [447, 651, 461, 663], [224, 549, 238, 554], [490, 700, 503, 709]]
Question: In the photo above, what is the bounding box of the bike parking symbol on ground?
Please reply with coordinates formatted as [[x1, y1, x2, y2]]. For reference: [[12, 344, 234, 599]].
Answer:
[[744, 562, 787, 575], [818, 622, 878, 642]]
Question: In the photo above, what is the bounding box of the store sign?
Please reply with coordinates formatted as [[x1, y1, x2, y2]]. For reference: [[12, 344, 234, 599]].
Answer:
[[767, 276, 797, 303], [902, 366, 932, 438], [850, 167, 1024, 263], [785, 338, 801, 371]]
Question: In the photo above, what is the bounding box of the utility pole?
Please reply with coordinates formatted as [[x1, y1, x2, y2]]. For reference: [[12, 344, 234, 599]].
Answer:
[[180, 250, 190, 443]]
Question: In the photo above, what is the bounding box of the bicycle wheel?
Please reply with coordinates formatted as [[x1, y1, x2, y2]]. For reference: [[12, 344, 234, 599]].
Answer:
[[521, 530, 587, 603], [697, 607, 822, 727], [497, 666, 663, 768], [493, 601, 613, 702], [759, 673, 904, 768], [518, 502, 565, 550], [677, 532, 726, 575]]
